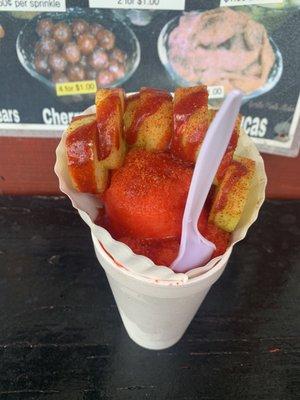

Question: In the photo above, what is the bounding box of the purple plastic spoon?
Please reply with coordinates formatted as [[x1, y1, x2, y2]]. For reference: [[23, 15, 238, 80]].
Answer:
[[171, 90, 243, 273]]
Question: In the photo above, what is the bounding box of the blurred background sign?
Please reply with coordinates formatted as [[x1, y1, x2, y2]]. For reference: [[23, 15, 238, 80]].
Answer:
[[0, 0, 299, 196], [89, 0, 186, 10]]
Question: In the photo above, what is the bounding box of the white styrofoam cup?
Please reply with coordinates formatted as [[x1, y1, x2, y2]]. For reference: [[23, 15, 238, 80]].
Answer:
[[91, 232, 232, 350]]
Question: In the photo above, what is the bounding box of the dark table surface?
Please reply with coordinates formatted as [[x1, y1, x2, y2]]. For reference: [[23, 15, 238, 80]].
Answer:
[[0, 196, 299, 400]]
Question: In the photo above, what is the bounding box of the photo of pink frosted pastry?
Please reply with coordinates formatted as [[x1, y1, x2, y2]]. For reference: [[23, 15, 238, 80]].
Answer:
[[166, 8, 276, 94]]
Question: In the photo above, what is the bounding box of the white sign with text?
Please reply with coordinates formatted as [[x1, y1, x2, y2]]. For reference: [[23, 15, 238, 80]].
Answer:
[[0, 0, 66, 12], [89, 0, 185, 11], [220, 0, 283, 6]]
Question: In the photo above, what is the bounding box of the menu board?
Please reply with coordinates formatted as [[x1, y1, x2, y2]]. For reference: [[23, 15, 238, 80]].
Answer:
[[0, 0, 299, 156]]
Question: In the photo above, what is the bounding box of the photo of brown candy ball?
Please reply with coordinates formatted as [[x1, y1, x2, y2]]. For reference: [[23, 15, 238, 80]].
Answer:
[[62, 42, 81, 64], [35, 37, 57, 56], [88, 48, 109, 71], [71, 19, 89, 37], [86, 68, 98, 81], [67, 64, 86, 81], [31, 15, 130, 93], [77, 33, 97, 55], [49, 52, 67, 73], [96, 70, 115, 87], [90, 23, 104, 36], [36, 19, 54, 37], [78, 55, 88, 69], [97, 29, 115, 50], [110, 48, 126, 64], [34, 55, 51, 75], [52, 22, 72, 44], [52, 72, 68, 83], [108, 60, 126, 80]]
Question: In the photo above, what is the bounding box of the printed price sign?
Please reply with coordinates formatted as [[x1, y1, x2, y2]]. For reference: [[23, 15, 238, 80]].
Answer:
[[89, 0, 185, 10], [208, 86, 225, 99], [0, 0, 66, 12], [220, 0, 283, 6], [56, 81, 97, 97]]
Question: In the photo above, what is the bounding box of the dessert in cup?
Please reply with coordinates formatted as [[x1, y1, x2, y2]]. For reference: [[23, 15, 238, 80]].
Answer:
[[55, 85, 266, 349]]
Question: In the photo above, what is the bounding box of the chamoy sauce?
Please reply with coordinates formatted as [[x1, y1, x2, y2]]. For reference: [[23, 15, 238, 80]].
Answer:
[[96, 148, 229, 267], [215, 160, 248, 212], [66, 120, 98, 193], [126, 89, 172, 145], [96, 93, 121, 160]]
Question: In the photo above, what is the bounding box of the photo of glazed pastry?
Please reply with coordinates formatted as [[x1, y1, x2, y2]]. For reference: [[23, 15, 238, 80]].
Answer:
[[159, 7, 282, 96]]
